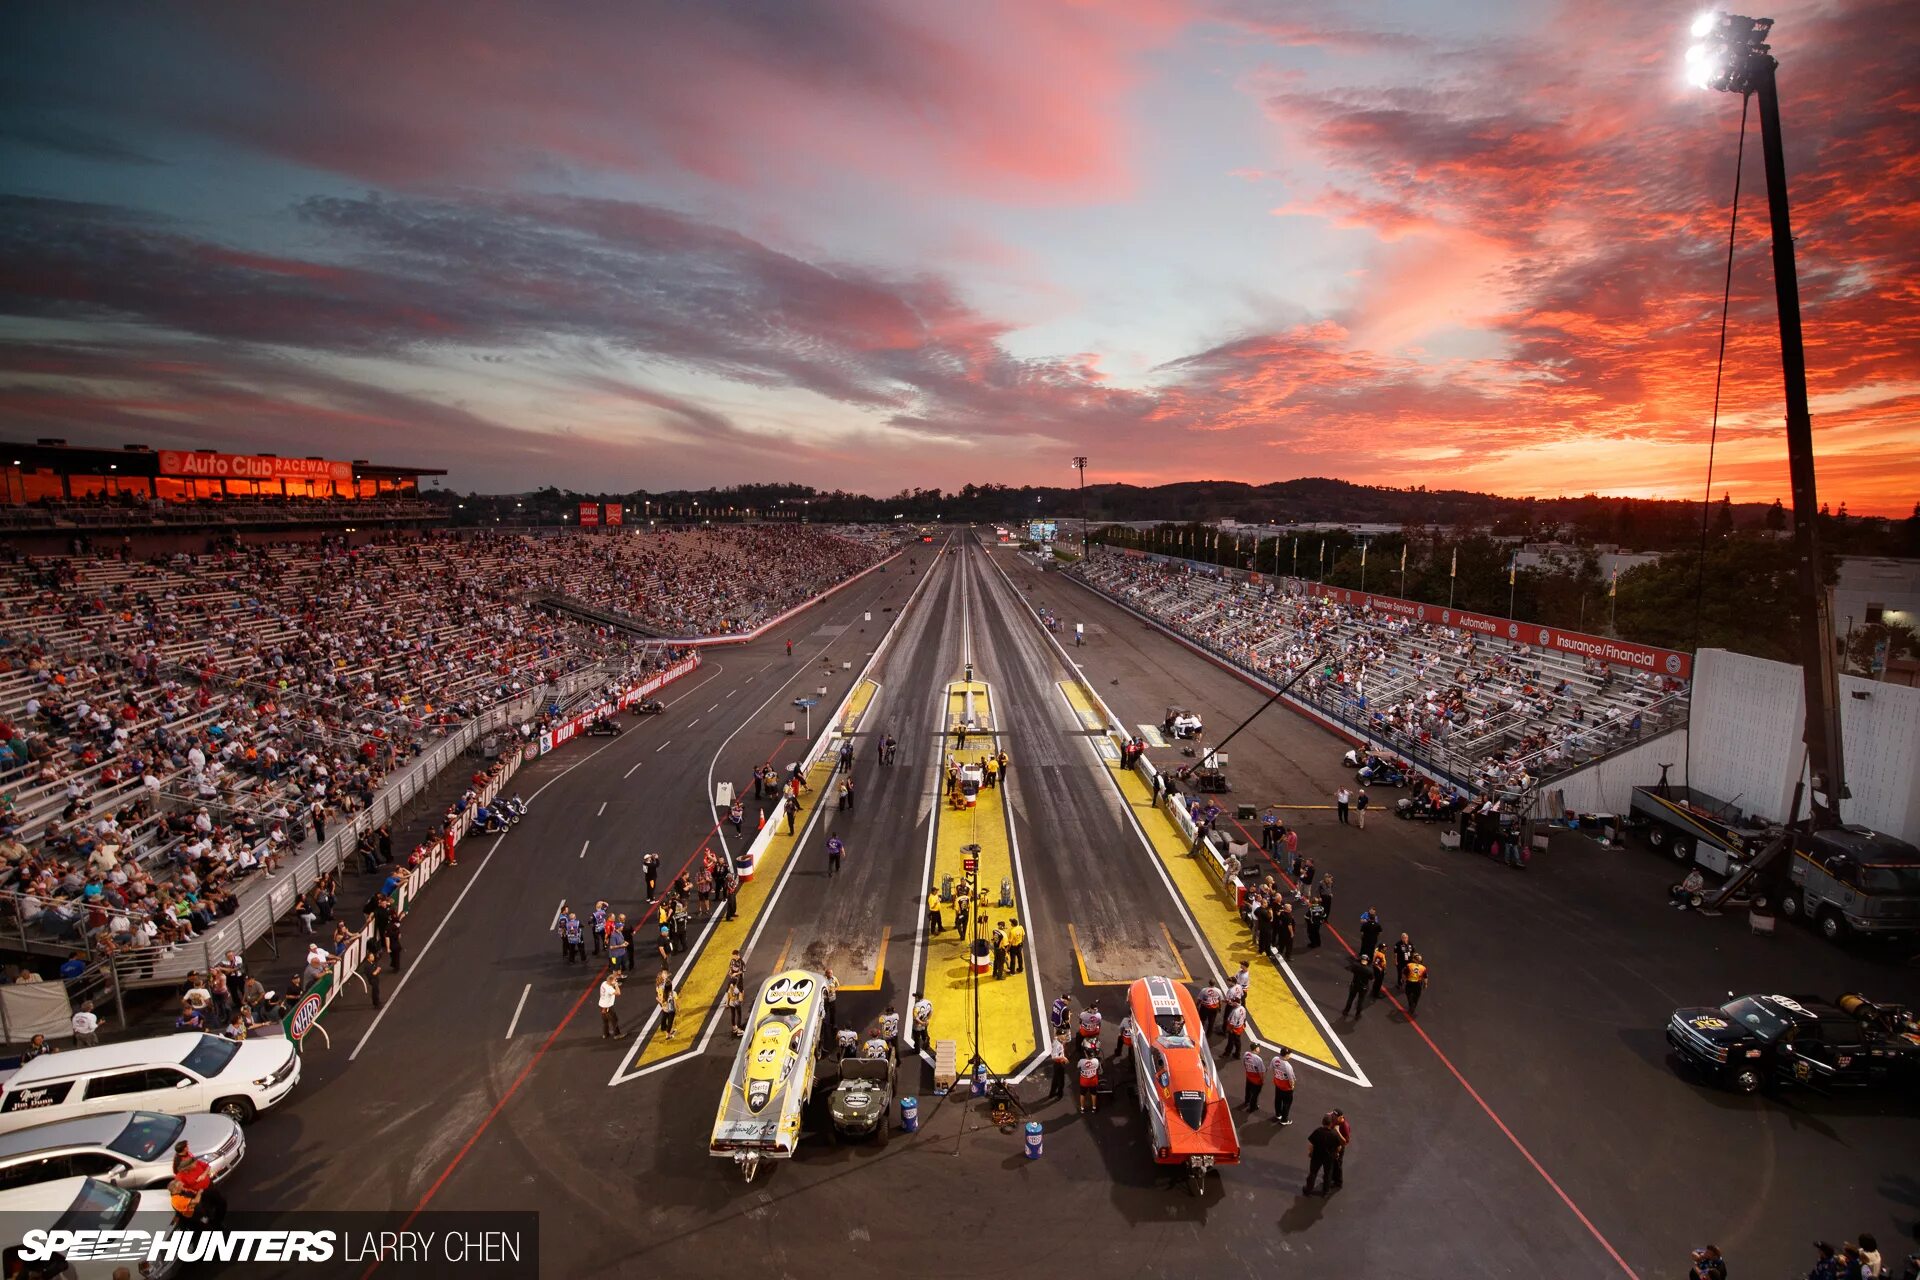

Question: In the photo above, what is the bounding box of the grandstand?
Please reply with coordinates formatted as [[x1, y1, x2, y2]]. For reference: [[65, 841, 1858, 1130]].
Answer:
[[0, 490, 893, 995], [522, 524, 899, 638], [1, 440, 445, 551], [1070, 550, 1690, 800]]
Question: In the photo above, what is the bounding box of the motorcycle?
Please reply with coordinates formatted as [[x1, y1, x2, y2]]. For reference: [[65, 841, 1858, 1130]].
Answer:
[[499, 796, 528, 824]]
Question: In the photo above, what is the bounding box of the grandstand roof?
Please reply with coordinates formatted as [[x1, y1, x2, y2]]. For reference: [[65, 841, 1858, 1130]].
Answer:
[[3, 439, 446, 483]]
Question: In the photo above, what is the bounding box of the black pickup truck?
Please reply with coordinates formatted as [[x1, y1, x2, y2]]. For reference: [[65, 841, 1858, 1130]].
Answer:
[[1667, 992, 1920, 1094]]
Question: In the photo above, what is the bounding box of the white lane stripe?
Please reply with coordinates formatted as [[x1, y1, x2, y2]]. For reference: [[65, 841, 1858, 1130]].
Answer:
[[1005, 559, 1368, 1088], [505, 984, 531, 1039], [597, 801, 607, 816], [347, 731, 630, 1061], [549, 898, 568, 931], [726, 689, 737, 698], [579, 840, 591, 859], [655, 739, 672, 752], [708, 703, 720, 713], [613, 544, 945, 1086], [624, 760, 643, 779], [689, 718, 700, 726]]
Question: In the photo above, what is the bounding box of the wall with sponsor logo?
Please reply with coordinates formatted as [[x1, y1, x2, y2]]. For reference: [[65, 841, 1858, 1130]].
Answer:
[[1298, 583, 1692, 680], [1101, 550, 1693, 679]]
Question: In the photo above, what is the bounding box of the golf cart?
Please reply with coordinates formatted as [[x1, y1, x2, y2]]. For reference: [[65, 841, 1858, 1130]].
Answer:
[[585, 715, 624, 736], [828, 1055, 894, 1145], [1165, 707, 1204, 741]]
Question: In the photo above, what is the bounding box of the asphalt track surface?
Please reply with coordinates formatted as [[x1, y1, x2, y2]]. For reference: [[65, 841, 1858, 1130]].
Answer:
[[220, 534, 1920, 1279]]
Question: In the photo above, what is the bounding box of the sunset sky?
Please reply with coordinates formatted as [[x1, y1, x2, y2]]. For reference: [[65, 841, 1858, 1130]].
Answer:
[[0, 0, 1914, 512]]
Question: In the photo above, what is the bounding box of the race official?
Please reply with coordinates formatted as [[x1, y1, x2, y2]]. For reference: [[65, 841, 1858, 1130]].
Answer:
[[1405, 955, 1430, 1016], [910, 993, 933, 1052], [1222, 1002, 1248, 1057], [598, 973, 624, 1039], [1242, 1047, 1266, 1111], [1197, 983, 1224, 1035], [1046, 1035, 1070, 1101], [1006, 918, 1026, 973], [822, 968, 840, 1031], [1271, 1047, 1296, 1125], [1077, 1053, 1102, 1113]]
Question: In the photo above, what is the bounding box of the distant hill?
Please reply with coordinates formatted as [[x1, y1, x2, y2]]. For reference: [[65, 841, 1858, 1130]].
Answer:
[[435, 479, 1915, 555]]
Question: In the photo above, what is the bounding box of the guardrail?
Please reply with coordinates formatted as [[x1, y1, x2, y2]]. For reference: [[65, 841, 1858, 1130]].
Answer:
[[100, 657, 700, 991], [1064, 570, 1690, 800]]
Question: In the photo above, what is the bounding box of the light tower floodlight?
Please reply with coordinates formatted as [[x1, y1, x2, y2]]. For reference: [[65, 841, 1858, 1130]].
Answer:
[[1685, 12, 1774, 91], [1070, 455, 1089, 559], [1684, 13, 1846, 827]]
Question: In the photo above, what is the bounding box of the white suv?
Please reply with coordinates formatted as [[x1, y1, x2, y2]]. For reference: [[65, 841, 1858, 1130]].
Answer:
[[0, 1176, 182, 1279], [0, 1033, 299, 1134]]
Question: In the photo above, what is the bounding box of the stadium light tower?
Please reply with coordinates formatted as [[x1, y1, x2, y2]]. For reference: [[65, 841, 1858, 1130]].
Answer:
[[1686, 12, 1845, 825], [1071, 456, 1089, 559]]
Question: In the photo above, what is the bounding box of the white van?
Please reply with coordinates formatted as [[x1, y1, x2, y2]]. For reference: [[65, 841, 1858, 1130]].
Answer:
[[0, 1176, 181, 1279], [0, 1033, 299, 1134]]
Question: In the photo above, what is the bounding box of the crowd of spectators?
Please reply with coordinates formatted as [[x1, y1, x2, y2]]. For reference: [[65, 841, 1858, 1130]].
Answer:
[[523, 525, 895, 636], [1073, 552, 1688, 797], [0, 531, 674, 968]]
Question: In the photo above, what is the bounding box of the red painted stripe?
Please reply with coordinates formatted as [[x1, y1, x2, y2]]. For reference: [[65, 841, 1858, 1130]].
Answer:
[[1224, 812, 1641, 1279], [361, 969, 603, 1280]]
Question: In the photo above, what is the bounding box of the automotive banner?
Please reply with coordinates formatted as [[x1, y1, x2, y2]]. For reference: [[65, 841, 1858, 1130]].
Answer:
[[604, 502, 624, 526], [578, 502, 601, 527], [1301, 583, 1692, 679]]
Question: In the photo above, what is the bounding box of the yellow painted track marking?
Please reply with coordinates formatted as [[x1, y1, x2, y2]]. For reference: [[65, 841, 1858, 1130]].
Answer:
[[639, 679, 878, 1068], [1059, 681, 1339, 1070], [920, 681, 1038, 1074], [637, 757, 836, 1067], [838, 926, 889, 992], [841, 678, 880, 734], [1158, 922, 1193, 983]]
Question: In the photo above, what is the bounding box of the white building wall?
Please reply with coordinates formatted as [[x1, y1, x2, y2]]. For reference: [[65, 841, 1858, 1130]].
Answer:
[[1685, 649, 1803, 823], [1538, 729, 1688, 817], [1836, 669, 1920, 842], [1680, 647, 1920, 842]]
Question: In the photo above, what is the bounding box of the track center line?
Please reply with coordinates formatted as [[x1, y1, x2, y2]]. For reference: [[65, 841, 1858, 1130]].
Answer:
[[579, 840, 590, 859], [655, 739, 672, 752], [623, 760, 643, 779], [347, 732, 628, 1061], [504, 984, 531, 1040], [597, 801, 607, 816], [547, 899, 567, 931]]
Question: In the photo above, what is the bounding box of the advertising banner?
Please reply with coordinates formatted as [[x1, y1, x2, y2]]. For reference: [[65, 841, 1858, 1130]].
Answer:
[[578, 502, 601, 527], [535, 655, 701, 756], [158, 451, 353, 483], [604, 503, 624, 526], [1301, 583, 1692, 679]]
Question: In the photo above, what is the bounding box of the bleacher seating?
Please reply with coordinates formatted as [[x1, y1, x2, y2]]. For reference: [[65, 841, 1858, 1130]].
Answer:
[[522, 525, 896, 636], [1072, 553, 1689, 798], [0, 532, 670, 964]]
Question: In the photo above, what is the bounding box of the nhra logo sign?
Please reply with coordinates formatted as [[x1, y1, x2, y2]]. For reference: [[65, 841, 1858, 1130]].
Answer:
[[287, 992, 325, 1042]]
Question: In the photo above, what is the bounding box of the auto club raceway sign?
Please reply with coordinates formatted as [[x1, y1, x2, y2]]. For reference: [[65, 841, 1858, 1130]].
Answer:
[[158, 451, 355, 483]]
